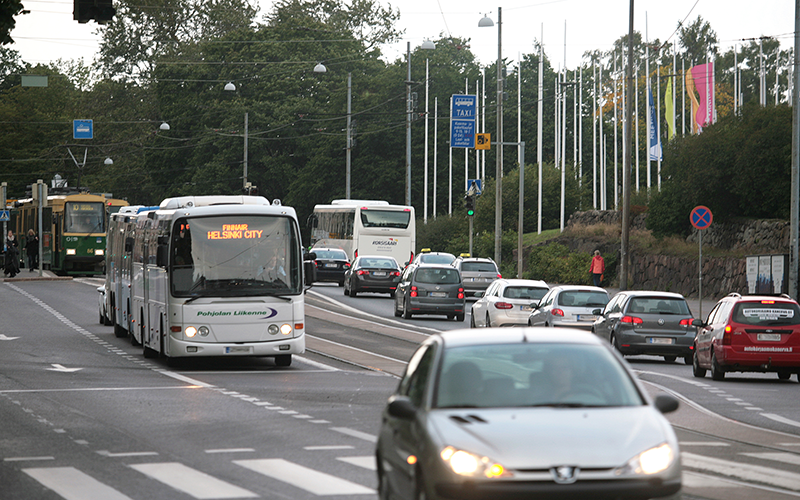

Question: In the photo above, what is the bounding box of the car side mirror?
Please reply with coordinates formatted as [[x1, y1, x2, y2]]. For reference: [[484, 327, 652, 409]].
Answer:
[[691, 318, 703, 327], [654, 394, 679, 414], [387, 396, 417, 420], [592, 308, 603, 315], [474, 291, 484, 298]]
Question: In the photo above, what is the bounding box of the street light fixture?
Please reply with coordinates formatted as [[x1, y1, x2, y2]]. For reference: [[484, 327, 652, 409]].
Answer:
[[479, 8, 503, 265], [104, 157, 113, 165], [159, 122, 170, 131], [313, 63, 327, 73]]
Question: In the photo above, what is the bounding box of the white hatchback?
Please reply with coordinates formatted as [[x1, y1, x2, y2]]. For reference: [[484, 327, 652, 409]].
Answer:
[[470, 279, 549, 328]]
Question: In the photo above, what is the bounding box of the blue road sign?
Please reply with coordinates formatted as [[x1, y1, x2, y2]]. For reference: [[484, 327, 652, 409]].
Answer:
[[690, 206, 713, 230], [467, 179, 482, 195], [73, 119, 93, 139], [0, 210, 9, 222], [450, 94, 476, 149]]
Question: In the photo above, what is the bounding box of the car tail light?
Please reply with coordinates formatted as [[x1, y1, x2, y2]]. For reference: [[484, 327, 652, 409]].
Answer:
[[496, 273, 502, 279], [390, 271, 401, 277], [344, 263, 351, 269], [620, 315, 643, 325], [722, 325, 732, 345], [551, 308, 564, 317], [312, 260, 319, 268], [679, 318, 693, 326], [357, 270, 369, 275], [410, 286, 418, 297], [458, 287, 465, 299], [494, 302, 514, 310]]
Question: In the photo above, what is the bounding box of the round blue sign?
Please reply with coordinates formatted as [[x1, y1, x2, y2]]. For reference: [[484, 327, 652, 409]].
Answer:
[[690, 206, 713, 230]]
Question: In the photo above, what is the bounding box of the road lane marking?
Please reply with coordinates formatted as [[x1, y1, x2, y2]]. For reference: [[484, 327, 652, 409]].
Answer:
[[762, 413, 800, 429], [234, 458, 374, 495], [679, 442, 730, 447], [330, 427, 377, 443], [741, 452, 800, 466], [304, 445, 354, 451], [23, 467, 134, 500], [4, 456, 54, 462], [682, 451, 800, 491], [306, 335, 407, 364], [337, 456, 376, 470], [97, 450, 159, 458], [205, 449, 255, 454], [130, 462, 257, 499]]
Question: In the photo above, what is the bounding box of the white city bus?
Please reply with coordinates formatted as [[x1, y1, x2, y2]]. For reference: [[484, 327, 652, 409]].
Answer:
[[309, 199, 416, 266], [124, 195, 308, 366]]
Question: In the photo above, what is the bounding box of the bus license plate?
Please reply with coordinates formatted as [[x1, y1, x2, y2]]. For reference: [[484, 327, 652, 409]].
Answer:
[[757, 333, 781, 341], [226, 346, 252, 354], [648, 338, 673, 344], [430, 292, 447, 298]]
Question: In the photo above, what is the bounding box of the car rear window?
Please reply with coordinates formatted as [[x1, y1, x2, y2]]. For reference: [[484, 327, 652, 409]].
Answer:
[[461, 262, 498, 272], [559, 291, 609, 307], [415, 268, 460, 284], [627, 297, 690, 315], [362, 259, 398, 269], [732, 301, 800, 326], [420, 254, 454, 264], [316, 250, 347, 260], [504, 286, 548, 300]]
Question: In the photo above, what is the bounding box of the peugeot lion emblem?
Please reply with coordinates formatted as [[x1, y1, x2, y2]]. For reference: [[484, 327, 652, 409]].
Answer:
[[658, 318, 665, 325], [551, 466, 579, 484]]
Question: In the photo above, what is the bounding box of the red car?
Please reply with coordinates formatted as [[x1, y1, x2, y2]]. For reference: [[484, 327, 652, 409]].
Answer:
[[693, 293, 800, 382]]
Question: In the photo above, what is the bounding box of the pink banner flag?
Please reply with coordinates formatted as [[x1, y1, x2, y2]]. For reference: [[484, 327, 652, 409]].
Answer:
[[690, 63, 715, 133]]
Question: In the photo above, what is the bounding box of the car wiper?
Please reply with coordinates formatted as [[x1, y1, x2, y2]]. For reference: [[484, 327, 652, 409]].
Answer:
[[525, 402, 604, 408]]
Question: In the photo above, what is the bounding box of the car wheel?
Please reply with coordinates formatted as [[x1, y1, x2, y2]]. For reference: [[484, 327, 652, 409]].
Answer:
[[609, 333, 620, 353], [403, 298, 413, 319], [414, 468, 428, 500], [778, 370, 791, 380], [394, 296, 402, 317], [338, 280, 344, 287], [351, 287, 358, 298], [486, 314, 492, 328], [710, 352, 725, 381], [692, 350, 707, 378], [275, 354, 292, 367], [343, 280, 349, 296], [684, 355, 693, 365], [376, 459, 391, 500], [663, 356, 677, 363], [470, 314, 476, 328], [456, 313, 464, 322]]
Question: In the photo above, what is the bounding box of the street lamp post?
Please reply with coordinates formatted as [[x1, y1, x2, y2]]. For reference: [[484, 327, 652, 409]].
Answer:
[[224, 82, 249, 190], [480, 8, 503, 265]]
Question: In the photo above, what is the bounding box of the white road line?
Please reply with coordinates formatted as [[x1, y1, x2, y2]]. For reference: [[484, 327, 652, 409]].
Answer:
[[97, 450, 159, 458], [4, 456, 54, 462], [23, 467, 134, 500], [679, 442, 730, 447], [337, 456, 376, 471], [306, 292, 438, 334], [153, 370, 215, 388], [307, 335, 408, 364], [130, 462, 257, 499], [330, 427, 377, 443], [682, 470, 800, 497], [304, 445, 354, 451], [682, 451, 800, 491], [205, 449, 255, 454], [741, 452, 800, 466], [234, 458, 375, 495], [762, 413, 800, 429]]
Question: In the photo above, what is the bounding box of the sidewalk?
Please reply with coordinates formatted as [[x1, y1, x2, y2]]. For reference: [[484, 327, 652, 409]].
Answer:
[[1, 269, 72, 281]]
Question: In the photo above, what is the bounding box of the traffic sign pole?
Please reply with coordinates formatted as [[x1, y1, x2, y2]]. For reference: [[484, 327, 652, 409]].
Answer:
[[690, 206, 713, 320]]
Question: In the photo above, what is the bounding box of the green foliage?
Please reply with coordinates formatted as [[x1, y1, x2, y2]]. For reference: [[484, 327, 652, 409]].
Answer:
[[523, 243, 593, 285], [0, 0, 23, 45]]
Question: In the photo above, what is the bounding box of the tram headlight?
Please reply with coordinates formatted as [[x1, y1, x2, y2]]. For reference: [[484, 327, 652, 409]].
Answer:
[[198, 326, 210, 337], [95, 249, 104, 256], [185, 326, 198, 338], [66, 249, 76, 255], [280, 323, 292, 335]]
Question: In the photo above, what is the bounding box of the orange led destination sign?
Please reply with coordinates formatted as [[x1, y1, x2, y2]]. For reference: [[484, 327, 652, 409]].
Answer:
[[207, 224, 263, 240]]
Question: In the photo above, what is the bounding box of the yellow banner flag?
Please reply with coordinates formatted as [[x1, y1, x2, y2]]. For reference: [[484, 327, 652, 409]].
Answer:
[[665, 78, 675, 141]]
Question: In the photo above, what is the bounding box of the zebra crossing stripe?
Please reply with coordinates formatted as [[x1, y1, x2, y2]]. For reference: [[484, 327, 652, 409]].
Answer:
[[23, 467, 134, 500], [337, 456, 376, 471], [740, 452, 800, 466], [682, 452, 800, 491], [130, 462, 257, 499], [234, 458, 375, 495]]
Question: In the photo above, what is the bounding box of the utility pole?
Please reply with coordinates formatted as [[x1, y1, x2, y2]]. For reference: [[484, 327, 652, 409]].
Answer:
[[620, 0, 634, 290], [790, 0, 800, 299]]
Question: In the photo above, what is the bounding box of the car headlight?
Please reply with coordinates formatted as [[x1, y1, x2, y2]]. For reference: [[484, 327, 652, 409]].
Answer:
[[440, 446, 510, 478], [619, 443, 674, 475]]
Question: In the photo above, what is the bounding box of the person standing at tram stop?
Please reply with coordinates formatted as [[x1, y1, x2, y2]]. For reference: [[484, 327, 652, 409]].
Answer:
[[589, 250, 605, 287], [4, 230, 19, 278], [25, 229, 39, 272]]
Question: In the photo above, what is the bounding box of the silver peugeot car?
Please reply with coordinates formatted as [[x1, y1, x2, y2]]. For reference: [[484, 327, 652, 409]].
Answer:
[[376, 328, 681, 500]]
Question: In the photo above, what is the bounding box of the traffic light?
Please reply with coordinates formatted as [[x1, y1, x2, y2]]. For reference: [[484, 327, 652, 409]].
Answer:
[[464, 194, 475, 216], [74, 0, 115, 24], [243, 183, 258, 196]]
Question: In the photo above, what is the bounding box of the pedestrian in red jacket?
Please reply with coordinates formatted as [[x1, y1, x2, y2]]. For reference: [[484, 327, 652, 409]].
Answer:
[[589, 250, 605, 287]]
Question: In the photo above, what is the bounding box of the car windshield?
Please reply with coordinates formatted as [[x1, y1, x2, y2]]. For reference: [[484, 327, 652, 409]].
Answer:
[[434, 343, 644, 409], [461, 262, 498, 272], [315, 249, 347, 260], [559, 290, 610, 307], [419, 254, 454, 264], [732, 301, 800, 326], [627, 297, 690, 315], [170, 215, 302, 297], [503, 286, 548, 300], [415, 268, 460, 284]]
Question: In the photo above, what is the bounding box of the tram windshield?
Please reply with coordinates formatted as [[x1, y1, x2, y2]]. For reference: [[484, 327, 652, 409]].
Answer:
[[65, 202, 105, 233], [170, 215, 302, 297]]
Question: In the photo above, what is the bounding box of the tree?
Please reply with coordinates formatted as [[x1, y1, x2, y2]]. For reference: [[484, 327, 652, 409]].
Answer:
[[679, 16, 719, 65], [0, 0, 24, 45]]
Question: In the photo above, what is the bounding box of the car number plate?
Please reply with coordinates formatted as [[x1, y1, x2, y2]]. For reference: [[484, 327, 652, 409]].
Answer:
[[225, 346, 252, 354], [372, 271, 386, 276], [430, 292, 447, 297], [648, 337, 674, 344], [757, 333, 781, 341], [576, 315, 596, 322], [520, 305, 533, 311], [324, 263, 338, 268]]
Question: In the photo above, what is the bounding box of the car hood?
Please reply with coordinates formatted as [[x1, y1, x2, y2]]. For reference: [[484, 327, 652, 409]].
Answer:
[[427, 406, 674, 469]]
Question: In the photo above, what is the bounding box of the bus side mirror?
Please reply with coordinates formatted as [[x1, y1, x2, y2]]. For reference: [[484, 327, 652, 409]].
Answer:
[[303, 252, 317, 286], [157, 235, 168, 245], [156, 244, 168, 268], [124, 237, 133, 253]]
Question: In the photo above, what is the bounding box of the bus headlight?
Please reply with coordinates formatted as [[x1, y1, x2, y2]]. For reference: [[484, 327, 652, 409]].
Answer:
[[198, 326, 210, 337], [66, 249, 76, 255], [268, 324, 279, 335], [280, 324, 292, 335], [185, 326, 198, 338]]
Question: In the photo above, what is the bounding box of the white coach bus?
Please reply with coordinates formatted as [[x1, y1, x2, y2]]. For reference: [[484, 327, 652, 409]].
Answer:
[[125, 195, 310, 367], [308, 199, 416, 266]]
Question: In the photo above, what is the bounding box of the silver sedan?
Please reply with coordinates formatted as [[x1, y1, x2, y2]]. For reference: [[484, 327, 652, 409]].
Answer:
[[470, 278, 549, 327], [376, 328, 682, 500]]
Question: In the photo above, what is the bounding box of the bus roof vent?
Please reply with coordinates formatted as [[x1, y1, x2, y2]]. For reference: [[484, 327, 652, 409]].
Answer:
[[331, 199, 388, 206]]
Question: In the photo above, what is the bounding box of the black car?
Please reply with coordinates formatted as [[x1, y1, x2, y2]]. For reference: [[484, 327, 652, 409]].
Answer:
[[344, 255, 402, 297], [394, 264, 465, 321], [310, 247, 350, 286]]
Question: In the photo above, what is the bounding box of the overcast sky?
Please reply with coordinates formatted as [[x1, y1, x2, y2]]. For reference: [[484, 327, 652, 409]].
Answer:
[[9, 0, 796, 71]]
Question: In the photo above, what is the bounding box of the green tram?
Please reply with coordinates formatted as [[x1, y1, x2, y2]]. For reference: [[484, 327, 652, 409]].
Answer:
[[11, 192, 128, 276]]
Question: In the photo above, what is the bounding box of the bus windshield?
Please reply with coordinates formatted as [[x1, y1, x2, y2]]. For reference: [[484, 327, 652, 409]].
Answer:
[[65, 202, 105, 233], [170, 215, 302, 297], [359, 209, 410, 229]]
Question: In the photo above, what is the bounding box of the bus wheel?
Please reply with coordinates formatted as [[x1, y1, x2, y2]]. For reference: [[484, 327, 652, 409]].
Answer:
[[143, 341, 157, 359], [114, 323, 126, 338], [275, 354, 292, 367]]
